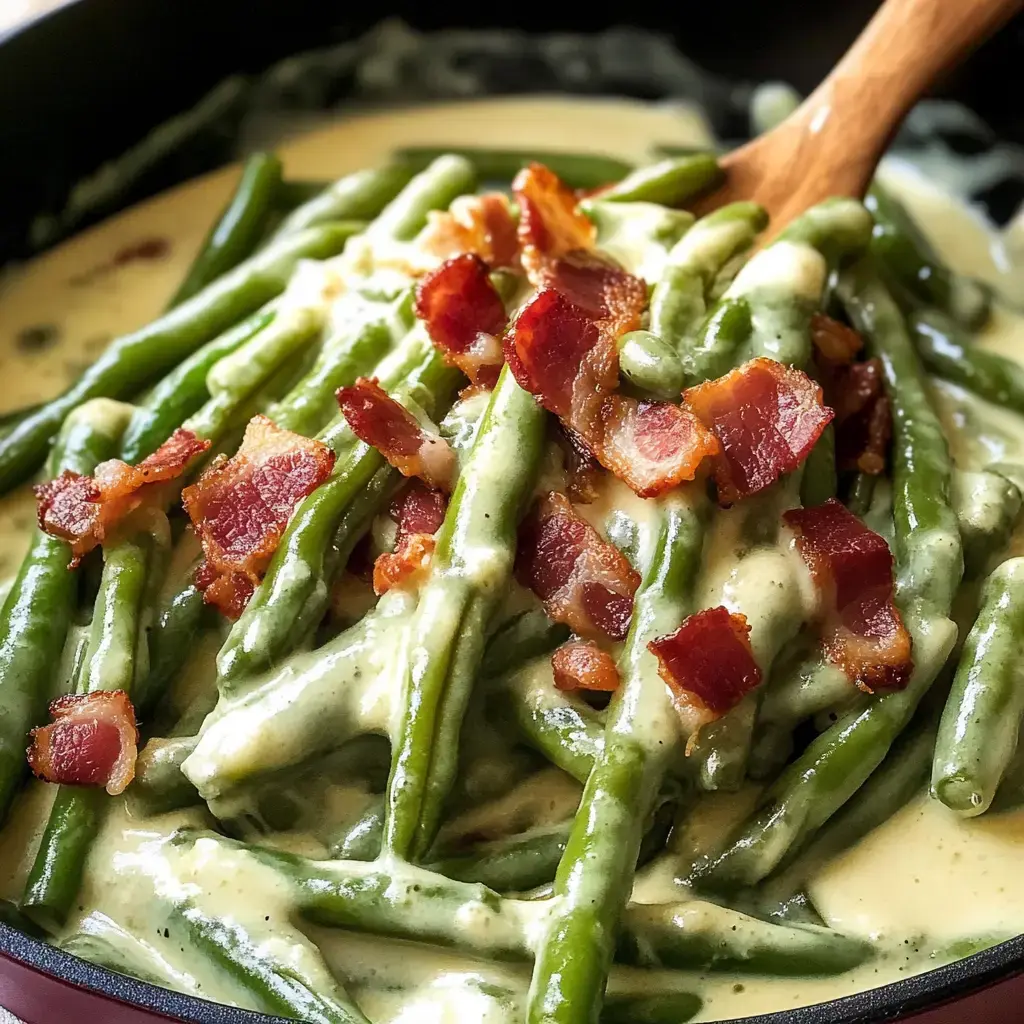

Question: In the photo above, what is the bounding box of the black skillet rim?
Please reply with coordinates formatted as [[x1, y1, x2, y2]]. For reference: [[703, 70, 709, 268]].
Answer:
[[2, 3, 1024, 1023]]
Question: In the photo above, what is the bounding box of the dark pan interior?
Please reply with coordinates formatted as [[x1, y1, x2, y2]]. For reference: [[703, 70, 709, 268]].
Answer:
[[2, 2, 1024, 1021]]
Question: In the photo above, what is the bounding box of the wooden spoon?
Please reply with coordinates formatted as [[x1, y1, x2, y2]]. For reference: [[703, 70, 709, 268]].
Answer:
[[694, 0, 1023, 231]]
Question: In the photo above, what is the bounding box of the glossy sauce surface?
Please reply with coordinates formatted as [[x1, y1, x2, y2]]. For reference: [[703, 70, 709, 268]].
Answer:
[[1, 96, 1024, 1022]]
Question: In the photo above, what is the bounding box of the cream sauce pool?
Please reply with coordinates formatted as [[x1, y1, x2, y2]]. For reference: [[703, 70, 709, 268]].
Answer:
[[1, 96, 1024, 1022]]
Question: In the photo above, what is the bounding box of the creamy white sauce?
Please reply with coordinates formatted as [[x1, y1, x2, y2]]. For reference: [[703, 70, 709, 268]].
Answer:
[[2, 95, 1024, 1023]]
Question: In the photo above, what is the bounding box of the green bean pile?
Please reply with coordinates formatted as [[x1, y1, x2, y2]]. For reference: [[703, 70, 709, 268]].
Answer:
[[0, 133, 1022, 1024]]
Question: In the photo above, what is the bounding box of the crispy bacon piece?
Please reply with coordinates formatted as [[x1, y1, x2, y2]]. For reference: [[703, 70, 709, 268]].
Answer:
[[337, 378, 456, 491], [373, 481, 448, 595], [648, 607, 762, 724], [183, 416, 334, 617], [599, 396, 719, 499], [811, 312, 862, 366], [811, 314, 891, 476], [27, 691, 139, 795], [551, 640, 621, 692], [832, 360, 891, 475], [505, 289, 717, 497], [514, 162, 596, 273], [557, 425, 602, 504], [419, 193, 520, 270], [516, 491, 640, 642], [414, 254, 508, 388], [35, 428, 209, 565], [783, 498, 912, 691], [684, 358, 834, 506], [513, 163, 646, 334], [194, 563, 255, 621]]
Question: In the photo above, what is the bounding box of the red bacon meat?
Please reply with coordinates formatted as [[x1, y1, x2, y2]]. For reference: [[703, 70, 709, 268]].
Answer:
[[683, 358, 834, 506], [373, 481, 448, 595], [337, 378, 456, 492], [783, 498, 912, 691], [516, 491, 640, 642], [551, 640, 621, 692], [648, 606, 762, 723], [414, 254, 508, 388], [35, 428, 209, 565], [183, 416, 335, 616], [27, 691, 139, 795]]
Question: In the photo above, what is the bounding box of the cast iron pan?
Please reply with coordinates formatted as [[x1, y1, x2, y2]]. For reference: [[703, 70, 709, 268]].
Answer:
[[1, 2, 1023, 1021]]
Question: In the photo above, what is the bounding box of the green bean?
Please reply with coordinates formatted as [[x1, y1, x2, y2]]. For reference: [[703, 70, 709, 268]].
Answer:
[[119, 308, 275, 462], [431, 822, 571, 893], [329, 799, 384, 861], [481, 608, 571, 680], [433, 793, 677, 894], [23, 532, 152, 932], [0, 221, 357, 494], [393, 147, 631, 190], [0, 400, 129, 825], [764, 713, 936, 900], [215, 333, 457, 686], [60, 930, 178, 989], [933, 557, 1024, 815], [801, 424, 837, 507], [269, 289, 414, 438], [384, 367, 547, 861], [687, 198, 871, 382], [168, 153, 283, 308], [951, 469, 1022, 579], [846, 472, 877, 517], [910, 306, 1024, 413], [131, 736, 203, 815], [527, 492, 708, 1024], [0, 899, 45, 939], [174, 900, 368, 1024], [580, 201, 694, 282], [650, 202, 767, 357], [183, 591, 415, 800], [600, 993, 702, 1024], [276, 179, 331, 210], [366, 155, 476, 243], [492, 657, 603, 784], [135, 578, 209, 721], [187, 831, 871, 979], [273, 164, 414, 238], [867, 185, 991, 330], [596, 154, 721, 206], [616, 331, 686, 400], [697, 261, 962, 890]]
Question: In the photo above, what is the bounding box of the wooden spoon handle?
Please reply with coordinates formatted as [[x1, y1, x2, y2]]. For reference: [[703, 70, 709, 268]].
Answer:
[[797, 0, 1022, 196]]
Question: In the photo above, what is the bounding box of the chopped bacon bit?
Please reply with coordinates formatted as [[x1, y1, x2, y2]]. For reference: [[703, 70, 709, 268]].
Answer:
[[27, 691, 138, 795], [551, 640, 621, 692], [811, 315, 891, 477], [419, 193, 520, 270], [784, 499, 912, 691], [684, 358, 834, 506], [194, 564, 255, 621], [599, 396, 719, 499], [811, 313, 863, 366], [391, 480, 448, 543], [516, 491, 640, 642], [504, 289, 610, 419], [512, 163, 646, 333], [832, 360, 891, 475], [506, 290, 715, 497], [514, 162, 596, 274], [183, 416, 334, 617], [648, 607, 762, 721], [35, 428, 209, 565], [374, 534, 436, 595], [371, 481, 448, 596], [414, 254, 507, 388], [337, 378, 456, 491]]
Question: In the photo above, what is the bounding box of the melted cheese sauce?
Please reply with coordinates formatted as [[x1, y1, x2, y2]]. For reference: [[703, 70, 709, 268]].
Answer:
[[2, 96, 1024, 1022]]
